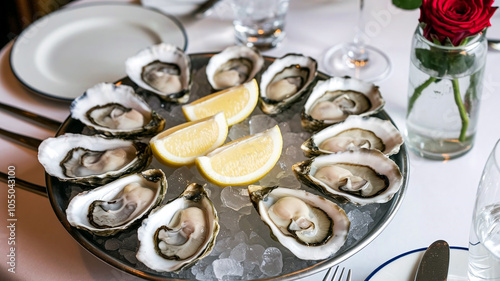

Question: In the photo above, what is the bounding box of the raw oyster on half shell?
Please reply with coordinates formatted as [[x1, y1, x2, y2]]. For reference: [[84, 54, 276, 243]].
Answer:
[[301, 77, 385, 132], [301, 115, 403, 157], [248, 185, 350, 260], [206, 45, 264, 90], [126, 43, 191, 103], [38, 134, 152, 185], [70, 83, 165, 138], [66, 169, 167, 236], [293, 149, 402, 205], [136, 183, 219, 273], [259, 53, 317, 115]]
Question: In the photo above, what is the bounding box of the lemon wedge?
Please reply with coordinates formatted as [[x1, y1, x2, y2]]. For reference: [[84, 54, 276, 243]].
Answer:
[[182, 79, 258, 126], [150, 112, 228, 166], [196, 125, 282, 186]]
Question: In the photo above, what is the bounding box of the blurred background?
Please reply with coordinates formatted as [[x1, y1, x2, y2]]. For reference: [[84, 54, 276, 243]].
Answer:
[[1, 0, 72, 48]]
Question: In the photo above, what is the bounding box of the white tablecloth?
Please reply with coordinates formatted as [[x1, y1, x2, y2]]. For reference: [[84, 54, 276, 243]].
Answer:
[[1, 0, 500, 280]]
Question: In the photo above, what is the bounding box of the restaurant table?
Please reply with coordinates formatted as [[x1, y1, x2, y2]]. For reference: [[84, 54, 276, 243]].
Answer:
[[1, 0, 500, 280]]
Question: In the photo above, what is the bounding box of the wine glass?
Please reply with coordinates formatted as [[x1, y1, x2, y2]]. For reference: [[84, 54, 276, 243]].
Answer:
[[323, 0, 391, 82]]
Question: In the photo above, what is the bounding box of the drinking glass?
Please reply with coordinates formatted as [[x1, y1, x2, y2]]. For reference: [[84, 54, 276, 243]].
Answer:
[[230, 0, 290, 49], [468, 139, 500, 280], [323, 0, 391, 82]]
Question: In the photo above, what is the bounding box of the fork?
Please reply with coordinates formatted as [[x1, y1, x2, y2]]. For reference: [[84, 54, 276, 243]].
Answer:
[[323, 266, 352, 281]]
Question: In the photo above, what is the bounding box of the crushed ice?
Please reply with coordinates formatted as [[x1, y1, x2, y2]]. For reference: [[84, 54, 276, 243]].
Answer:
[[81, 75, 393, 280]]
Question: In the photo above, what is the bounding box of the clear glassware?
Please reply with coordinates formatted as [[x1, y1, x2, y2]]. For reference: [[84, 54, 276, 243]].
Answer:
[[323, 0, 391, 82], [405, 27, 487, 160], [468, 139, 500, 280]]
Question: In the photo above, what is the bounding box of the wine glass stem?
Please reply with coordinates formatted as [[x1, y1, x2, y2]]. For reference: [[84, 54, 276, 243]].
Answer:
[[348, 0, 368, 64]]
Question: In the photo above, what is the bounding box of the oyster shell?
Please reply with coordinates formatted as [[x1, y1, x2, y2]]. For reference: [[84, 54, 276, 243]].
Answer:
[[136, 183, 219, 273], [293, 149, 402, 205], [126, 43, 191, 103], [206, 45, 264, 90], [66, 169, 167, 236], [38, 134, 152, 185], [248, 185, 350, 260], [70, 83, 165, 138], [301, 77, 385, 132], [259, 53, 317, 115], [301, 116, 403, 157]]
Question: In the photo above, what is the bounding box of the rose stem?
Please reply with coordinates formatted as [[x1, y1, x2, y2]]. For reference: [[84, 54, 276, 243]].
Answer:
[[406, 76, 437, 117], [452, 78, 469, 142]]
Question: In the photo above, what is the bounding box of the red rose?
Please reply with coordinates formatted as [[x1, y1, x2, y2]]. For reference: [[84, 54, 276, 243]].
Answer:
[[419, 0, 497, 46]]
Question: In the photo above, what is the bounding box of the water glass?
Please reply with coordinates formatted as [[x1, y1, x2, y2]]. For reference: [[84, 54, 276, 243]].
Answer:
[[230, 0, 289, 49], [468, 139, 500, 280]]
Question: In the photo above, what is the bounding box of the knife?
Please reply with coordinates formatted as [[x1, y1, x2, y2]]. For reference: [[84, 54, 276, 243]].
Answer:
[[0, 127, 42, 150], [0, 102, 62, 131], [489, 39, 500, 51], [0, 171, 48, 197], [414, 240, 450, 281]]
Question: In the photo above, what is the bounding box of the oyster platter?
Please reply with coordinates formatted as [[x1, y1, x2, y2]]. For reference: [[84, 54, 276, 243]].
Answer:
[[39, 44, 408, 280]]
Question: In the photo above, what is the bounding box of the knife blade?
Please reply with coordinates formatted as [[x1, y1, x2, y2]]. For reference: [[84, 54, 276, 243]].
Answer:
[[414, 240, 450, 281]]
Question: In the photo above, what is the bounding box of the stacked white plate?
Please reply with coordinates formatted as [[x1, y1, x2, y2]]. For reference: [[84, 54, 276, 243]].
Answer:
[[141, 0, 209, 15]]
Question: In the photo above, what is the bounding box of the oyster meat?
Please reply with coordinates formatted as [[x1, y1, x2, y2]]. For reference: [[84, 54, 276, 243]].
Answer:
[[38, 134, 152, 185], [302, 115, 403, 157], [126, 43, 191, 103], [301, 77, 385, 132], [293, 149, 402, 205], [136, 183, 219, 272], [248, 185, 350, 260], [66, 169, 167, 236], [71, 83, 165, 138], [259, 53, 317, 115], [206, 45, 264, 90]]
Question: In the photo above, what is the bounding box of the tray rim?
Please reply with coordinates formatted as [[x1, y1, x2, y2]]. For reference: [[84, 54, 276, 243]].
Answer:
[[45, 52, 410, 281]]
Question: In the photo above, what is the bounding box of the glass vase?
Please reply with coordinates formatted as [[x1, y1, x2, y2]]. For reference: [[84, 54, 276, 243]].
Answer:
[[405, 27, 488, 160]]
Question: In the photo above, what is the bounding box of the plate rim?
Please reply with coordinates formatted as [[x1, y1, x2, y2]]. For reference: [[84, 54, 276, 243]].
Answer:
[[45, 52, 410, 281], [365, 246, 469, 280], [9, 2, 188, 102]]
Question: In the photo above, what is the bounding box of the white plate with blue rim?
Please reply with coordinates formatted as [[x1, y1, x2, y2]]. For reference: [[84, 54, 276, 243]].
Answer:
[[10, 3, 187, 101], [366, 246, 468, 281]]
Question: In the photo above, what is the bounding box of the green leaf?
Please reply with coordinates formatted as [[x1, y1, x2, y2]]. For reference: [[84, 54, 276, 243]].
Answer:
[[415, 48, 476, 77], [392, 0, 422, 10]]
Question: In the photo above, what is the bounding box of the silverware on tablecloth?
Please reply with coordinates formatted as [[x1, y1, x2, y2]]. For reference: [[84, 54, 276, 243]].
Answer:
[[0, 102, 62, 131], [323, 266, 352, 281], [0, 127, 42, 150], [0, 103, 58, 196], [0, 171, 47, 197], [192, 0, 221, 18], [489, 39, 500, 51], [0, 102, 62, 149], [414, 240, 450, 281]]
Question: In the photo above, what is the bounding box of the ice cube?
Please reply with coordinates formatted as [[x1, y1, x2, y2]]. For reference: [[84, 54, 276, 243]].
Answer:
[[119, 248, 138, 264], [260, 247, 283, 276], [278, 121, 291, 134], [104, 238, 120, 251], [213, 258, 244, 279], [246, 243, 266, 266], [347, 208, 374, 240], [229, 242, 248, 262], [249, 115, 278, 135], [228, 121, 250, 141], [277, 174, 302, 189], [220, 186, 252, 211], [218, 208, 242, 234]]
